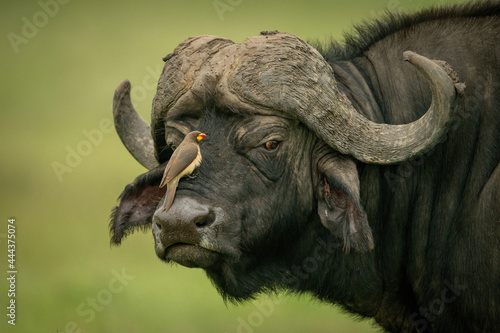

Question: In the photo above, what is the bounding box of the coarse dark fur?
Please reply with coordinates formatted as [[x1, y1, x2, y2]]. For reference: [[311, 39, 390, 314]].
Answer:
[[110, 2, 500, 332], [314, 2, 500, 331]]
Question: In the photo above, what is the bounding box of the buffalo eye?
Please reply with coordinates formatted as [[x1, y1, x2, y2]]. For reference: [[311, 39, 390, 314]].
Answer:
[[263, 140, 280, 152]]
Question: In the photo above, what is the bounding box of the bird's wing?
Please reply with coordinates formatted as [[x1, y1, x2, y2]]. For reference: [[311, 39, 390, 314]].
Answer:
[[161, 143, 198, 184], [159, 164, 171, 188]]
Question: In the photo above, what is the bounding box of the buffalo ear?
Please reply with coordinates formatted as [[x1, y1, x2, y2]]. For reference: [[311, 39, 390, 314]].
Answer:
[[109, 164, 167, 245], [316, 154, 374, 253]]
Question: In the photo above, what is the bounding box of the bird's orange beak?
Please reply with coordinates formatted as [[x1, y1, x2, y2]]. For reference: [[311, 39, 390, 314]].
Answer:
[[197, 133, 207, 141]]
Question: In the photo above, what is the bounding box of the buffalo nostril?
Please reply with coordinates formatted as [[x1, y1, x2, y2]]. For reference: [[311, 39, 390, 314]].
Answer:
[[153, 219, 162, 231], [194, 210, 216, 228]]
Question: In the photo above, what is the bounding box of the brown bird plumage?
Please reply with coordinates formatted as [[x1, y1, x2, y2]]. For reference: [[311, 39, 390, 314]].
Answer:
[[159, 131, 206, 212]]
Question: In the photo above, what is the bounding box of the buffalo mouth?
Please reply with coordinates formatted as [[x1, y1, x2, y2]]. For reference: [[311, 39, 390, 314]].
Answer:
[[154, 230, 221, 268], [161, 243, 220, 268]]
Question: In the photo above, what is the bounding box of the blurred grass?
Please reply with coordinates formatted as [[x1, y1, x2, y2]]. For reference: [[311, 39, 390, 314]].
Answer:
[[1, 0, 467, 332]]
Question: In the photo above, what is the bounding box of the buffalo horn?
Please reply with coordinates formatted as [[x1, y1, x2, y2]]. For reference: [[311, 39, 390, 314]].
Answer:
[[147, 33, 460, 165], [311, 51, 458, 164], [113, 80, 158, 170]]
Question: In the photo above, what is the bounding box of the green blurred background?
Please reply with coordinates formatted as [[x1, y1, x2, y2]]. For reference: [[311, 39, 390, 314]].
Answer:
[[1, 0, 468, 332]]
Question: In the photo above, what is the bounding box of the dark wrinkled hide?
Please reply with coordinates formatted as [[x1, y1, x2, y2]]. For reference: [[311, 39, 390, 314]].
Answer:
[[110, 2, 500, 332]]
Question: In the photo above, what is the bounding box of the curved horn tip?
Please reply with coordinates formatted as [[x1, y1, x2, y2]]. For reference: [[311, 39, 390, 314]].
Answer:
[[114, 80, 131, 100], [113, 80, 133, 113], [402, 50, 416, 62], [116, 79, 131, 92]]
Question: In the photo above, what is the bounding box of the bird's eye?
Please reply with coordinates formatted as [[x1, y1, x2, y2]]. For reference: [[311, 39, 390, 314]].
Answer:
[[263, 140, 279, 152]]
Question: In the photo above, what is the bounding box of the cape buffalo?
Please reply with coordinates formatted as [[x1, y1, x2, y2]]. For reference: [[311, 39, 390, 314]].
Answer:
[[110, 2, 500, 332]]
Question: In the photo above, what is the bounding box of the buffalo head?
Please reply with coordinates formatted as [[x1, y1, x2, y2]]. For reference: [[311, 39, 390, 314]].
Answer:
[[110, 32, 458, 299]]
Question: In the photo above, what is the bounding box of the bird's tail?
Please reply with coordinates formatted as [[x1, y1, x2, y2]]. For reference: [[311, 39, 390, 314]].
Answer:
[[161, 179, 178, 213]]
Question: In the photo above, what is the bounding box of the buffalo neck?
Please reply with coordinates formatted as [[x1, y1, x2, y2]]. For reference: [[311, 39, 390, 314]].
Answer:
[[324, 58, 423, 325]]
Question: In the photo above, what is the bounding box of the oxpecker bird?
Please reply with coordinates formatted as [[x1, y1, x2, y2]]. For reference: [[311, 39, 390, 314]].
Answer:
[[159, 131, 207, 212]]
